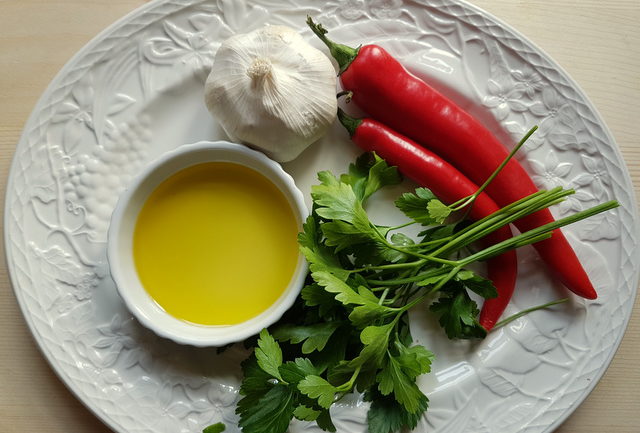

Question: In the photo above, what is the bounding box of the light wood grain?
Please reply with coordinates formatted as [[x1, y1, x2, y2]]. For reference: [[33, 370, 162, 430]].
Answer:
[[1, 1, 638, 432]]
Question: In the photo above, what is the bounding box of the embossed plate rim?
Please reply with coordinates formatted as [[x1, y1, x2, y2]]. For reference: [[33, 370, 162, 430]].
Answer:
[[3, 2, 188, 433], [452, 1, 640, 429], [5, 0, 639, 432]]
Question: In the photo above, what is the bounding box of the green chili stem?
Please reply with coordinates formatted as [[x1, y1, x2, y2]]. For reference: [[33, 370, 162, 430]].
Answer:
[[400, 266, 461, 312], [306, 16, 359, 74]]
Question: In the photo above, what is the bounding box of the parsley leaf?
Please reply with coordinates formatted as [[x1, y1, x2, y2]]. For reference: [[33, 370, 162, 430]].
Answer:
[[327, 360, 356, 386], [293, 405, 321, 421], [310, 271, 396, 328], [390, 232, 415, 248], [348, 240, 407, 266], [298, 375, 338, 409], [394, 341, 434, 379], [236, 356, 273, 415], [299, 215, 350, 281], [430, 288, 487, 339], [365, 388, 428, 433], [395, 188, 445, 225], [376, 355, 427, 414], [347, 285, 396, 328], [349, 303, 394, 329], [427, 199, 452, 224], [255, 329, 283, 381], [238, 384, 296, 433], [455, 269, 497, 299], [273, 322, 342, 354], [311, 270, 366, 306], [202, 422, 225, 433], [341, 152, 402, 203], [312, 171, 369, 226], [349, 322, 394, 369], [321, 219, 379, 251], [312, 172, 394, 260], [417, 223, 461, 245], [279, 358, 321, 385], [310, 329, 351, 374], [301, 283, 341, 318], [316, 409, 337, 432]]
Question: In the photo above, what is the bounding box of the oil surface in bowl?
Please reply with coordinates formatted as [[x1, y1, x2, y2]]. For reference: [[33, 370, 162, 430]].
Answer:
[[133, 162, 299, 326]]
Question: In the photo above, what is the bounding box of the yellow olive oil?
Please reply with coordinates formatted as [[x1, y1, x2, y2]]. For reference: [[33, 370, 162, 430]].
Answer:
[[133, 162, 299, 326]]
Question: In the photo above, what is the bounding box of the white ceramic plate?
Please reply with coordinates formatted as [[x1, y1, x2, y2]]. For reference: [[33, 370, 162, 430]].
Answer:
[[5, 1, 638, 432]]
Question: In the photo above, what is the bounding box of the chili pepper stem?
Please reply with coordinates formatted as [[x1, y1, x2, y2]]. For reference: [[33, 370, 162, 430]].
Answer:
[[336, 90, 353, 103], [306, 16, 360, 74], [337, 108, 362, 137]]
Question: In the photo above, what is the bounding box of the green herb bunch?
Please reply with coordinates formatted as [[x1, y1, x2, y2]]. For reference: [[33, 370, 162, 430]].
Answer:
[[225, 151, 617, 433]]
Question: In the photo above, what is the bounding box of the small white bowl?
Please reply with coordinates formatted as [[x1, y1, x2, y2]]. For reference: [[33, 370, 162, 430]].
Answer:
[[107, 141, 308, 347]]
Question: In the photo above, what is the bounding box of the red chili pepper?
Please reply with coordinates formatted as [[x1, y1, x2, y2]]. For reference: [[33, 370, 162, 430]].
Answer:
[[308, 18, 596, 300], [338, 109, 516, 330]]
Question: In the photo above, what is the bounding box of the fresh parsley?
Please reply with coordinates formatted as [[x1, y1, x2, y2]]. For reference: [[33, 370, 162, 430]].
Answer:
[[203, 151, 618, 433]]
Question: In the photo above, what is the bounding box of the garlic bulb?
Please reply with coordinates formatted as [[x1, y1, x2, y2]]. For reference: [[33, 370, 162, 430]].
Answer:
[[204, 25, 337, 162]]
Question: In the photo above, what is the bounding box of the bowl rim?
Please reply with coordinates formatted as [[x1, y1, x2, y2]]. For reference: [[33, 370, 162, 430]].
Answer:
[[107, 140, 309, 346]]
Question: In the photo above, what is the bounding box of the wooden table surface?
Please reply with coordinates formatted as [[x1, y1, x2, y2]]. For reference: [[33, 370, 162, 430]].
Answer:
[[0, 1, 638, 432]]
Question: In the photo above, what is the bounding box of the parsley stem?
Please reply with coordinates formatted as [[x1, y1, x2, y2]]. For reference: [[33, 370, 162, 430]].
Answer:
[[448, 194, 568, 254], [367, 266, 450, 286], [400, 266, 460, 312], [387, 221, 416, 231], [432, 266, 461, 291], [413, 237, 453, 248], [351, 260, 426, 273], [431, 187, 571, 258], [335, 366, 361, 392], [367, 274, 436, 286], [376, 230, 459, 265], [449, 126, 538, 212], [493, 298, 569, 330], [451, 188, 550, 238], [385, 268, 421, 304], [404, 284, 426, 302], [460, 200, 619, 265], [378, 288, 390, 305]]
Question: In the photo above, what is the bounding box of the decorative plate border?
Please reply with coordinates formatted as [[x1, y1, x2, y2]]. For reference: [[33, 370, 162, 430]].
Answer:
[[5, 1, 638, 432]]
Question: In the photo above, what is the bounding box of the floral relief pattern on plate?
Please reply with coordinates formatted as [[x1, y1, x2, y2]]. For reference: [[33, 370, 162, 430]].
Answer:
[[5, 1, 638, 433]]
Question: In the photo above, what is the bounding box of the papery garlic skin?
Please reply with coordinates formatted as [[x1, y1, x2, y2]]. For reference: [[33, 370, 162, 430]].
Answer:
[[204, 25, 337, 162]]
